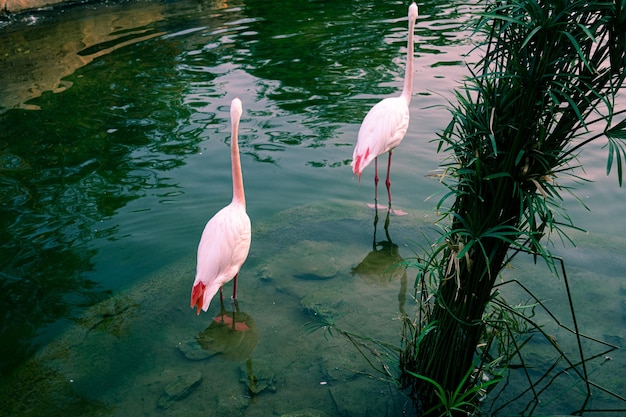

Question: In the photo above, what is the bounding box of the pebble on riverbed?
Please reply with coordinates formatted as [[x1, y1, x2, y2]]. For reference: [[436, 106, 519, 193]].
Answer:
[[239, 359, 276, 394], [300, 289, 344, 318], [177, 339, 216, 361], [280, 408, 330, 417], [257, 240, 341, 282], [157, 371, 203, 409]]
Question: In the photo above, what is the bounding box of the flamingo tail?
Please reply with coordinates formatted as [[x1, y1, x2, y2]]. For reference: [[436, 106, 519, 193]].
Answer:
[[190, 281, 206, 315]]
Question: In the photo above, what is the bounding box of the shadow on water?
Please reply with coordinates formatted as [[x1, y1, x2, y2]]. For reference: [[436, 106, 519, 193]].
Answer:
[[0, 2, 198, 373], [0, 77, 195, 372]]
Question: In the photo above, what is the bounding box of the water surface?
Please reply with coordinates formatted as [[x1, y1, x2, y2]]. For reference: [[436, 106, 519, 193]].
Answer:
[[1, 0, 625, 415]]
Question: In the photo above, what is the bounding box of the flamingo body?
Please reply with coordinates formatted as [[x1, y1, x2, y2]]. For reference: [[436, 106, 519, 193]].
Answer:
[[351, 96, 409, 177], [191, 202, 251, 314], [191, 98, 251, 315]]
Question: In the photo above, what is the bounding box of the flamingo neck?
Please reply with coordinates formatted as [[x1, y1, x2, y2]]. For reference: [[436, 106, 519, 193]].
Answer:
[[231, 120, 246, 208], [401, 14, 416, 104]]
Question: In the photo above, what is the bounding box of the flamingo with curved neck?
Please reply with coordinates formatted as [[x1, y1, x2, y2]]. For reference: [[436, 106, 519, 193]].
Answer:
[[351, 2, 418, 209], [190, 98, 251, 328]]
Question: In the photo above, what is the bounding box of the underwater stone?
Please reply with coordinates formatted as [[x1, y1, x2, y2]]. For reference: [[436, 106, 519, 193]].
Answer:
[[177, 339, 215, 360], [257, 266, 273, 282], [259, 240, 341, 282], [300, 289, 344, 318], [320, 349, 365, 382], [157, 371, 202, 409], [329, 383, 409, 417], [280, 408, 330, 417], [239, 359, 276, 394], [216, 388, 250, 417]]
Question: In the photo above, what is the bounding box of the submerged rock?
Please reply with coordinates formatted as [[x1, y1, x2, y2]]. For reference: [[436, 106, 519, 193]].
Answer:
[[74, 295, 138, 338], [328, 384, 397, 417], [258, 240, 341, 282], [320, 348, 366, 382], [300, 289, 344, 318], [239, 359, 276, 394], [280, 408, 330, 417], [216, 388, 250, 417], [157, 371, 202, 409], [177, 339, 215, 361]]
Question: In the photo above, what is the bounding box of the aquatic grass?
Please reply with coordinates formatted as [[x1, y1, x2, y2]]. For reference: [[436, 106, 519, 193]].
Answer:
[[485, 256, 624, 414], [303, 310, 403, 383], [401, 0, 626, 414], [407, 360, 501, 417]]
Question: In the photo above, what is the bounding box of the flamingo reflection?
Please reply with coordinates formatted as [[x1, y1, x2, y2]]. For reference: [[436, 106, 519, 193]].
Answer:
[[352, 210, 408, 314], [196, 308, 268, 395], [196, 306, 258, 361]]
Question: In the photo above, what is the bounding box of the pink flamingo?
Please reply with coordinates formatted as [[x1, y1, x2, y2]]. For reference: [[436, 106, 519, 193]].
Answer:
[[190, 98, 251, 330], [351, 2, 418, 210]]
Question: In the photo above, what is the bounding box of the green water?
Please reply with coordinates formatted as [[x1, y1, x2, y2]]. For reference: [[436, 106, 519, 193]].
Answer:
[[1, 0, 625, 415]]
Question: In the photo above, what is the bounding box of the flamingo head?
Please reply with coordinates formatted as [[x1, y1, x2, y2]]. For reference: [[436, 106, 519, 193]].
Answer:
[[409, 3, 418, 20]]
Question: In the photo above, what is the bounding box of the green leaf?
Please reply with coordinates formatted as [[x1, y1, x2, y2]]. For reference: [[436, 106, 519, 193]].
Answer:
[[521, 26, 542, 49], [561, 30, 594, 73], [606, 118, 626, 140], [605, 139, 625, 186], [604, 119, 626, 186], [484, 172, 513, 180]]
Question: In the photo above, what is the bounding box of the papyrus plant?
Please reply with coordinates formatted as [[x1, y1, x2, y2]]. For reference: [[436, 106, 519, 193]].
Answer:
[[401, 0, 626, 414]]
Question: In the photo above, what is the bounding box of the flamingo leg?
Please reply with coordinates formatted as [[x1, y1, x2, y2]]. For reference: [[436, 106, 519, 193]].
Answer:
[[385, 151, 393, 205], [374, 156, 380, 205], [214, 287, 231, 325], [230, 287, 250, 331], [373, 203, 379, 248], [230, 273, 239, 330], [232, 298, 241, 331], [384, 206, 391, 235], [232, 273, 239, 301], [231, 300, 237, 330]]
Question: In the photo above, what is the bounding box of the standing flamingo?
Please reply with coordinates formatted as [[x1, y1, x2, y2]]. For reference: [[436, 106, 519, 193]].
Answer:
[[190, 98, 251, 329], [351, 2, 418, 209]]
